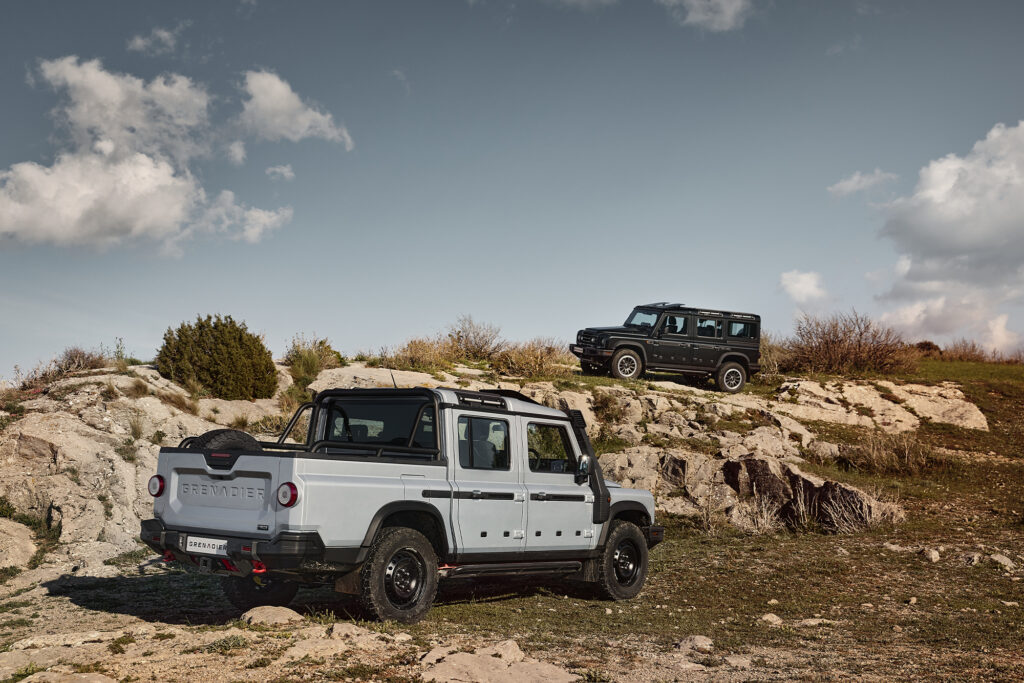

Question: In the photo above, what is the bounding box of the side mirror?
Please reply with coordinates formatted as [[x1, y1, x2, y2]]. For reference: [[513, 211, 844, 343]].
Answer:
[[575, 456, 591, 485]]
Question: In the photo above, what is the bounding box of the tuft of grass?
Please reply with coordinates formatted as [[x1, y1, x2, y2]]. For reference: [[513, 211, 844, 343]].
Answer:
[[155, 389, 198, 415], [446, 315, 505, 361], [228, 414, 250, 430], [491, 338, 574, 378], [100, 379, 119, 401], [3, 663, 44, 682], [97, 494, 113, 519], [107, 633, 135, 654], [127, 410, 145, 441], [115, 438, 138, 463], [203, 634, 250, 654], [103, 547, 153, 567], [824, 431, 959, 477], [149, 429, 166, 445], [125, 378, 150, 399]]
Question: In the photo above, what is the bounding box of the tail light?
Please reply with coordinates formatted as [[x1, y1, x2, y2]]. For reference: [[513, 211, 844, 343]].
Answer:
[[148, 475, 165, 497], [251, 560, 267, 574], [276, 482, 298, 508]]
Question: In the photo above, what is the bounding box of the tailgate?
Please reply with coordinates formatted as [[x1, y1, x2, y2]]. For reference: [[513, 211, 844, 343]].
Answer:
[[153, 450, 281, 538]]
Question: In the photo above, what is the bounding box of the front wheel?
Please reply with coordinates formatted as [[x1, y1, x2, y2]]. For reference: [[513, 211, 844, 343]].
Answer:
[[220, 575, 298, 611], [716, 362, 746, 393], [358, 527, 438, 623], [595, 521, 649, 600], [610, 349, 643, 381]]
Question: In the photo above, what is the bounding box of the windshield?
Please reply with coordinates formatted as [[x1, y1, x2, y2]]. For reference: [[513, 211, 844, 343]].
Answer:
[[323, 397, 436, 450], [624, 308, 660, 329]]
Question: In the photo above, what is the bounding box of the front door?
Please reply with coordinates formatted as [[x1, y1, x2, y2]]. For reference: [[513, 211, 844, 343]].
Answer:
[[450, 411, 526, 556], [658, 313, 692, 366], [521, 419, 595, 552]]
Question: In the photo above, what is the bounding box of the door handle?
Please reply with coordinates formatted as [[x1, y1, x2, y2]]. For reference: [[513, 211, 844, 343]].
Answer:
[[471, 490, 483, 499], [535, 492, 547, 501]]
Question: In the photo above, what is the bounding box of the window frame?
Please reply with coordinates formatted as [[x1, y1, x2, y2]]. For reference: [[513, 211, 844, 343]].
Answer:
[[696, 316, 724, 339], [525, 421, 579, 475], [660, 312, 691, 337], [727, 320, 758, 340], [457, 415, 512, 472]]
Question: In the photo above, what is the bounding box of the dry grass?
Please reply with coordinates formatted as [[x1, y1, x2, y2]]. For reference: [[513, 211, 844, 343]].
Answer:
[[490, 339, 573, 378], [124, 378, 150, 399], [228, 414, 250, 430], [155, 389, 198, 415], [372, 335, 456, 374], [127, 411, 145, 441], [16, 347, 109, 389], [941, 338, 991, 363], [822, 431, 957, 476], [730, 495, 783, 535], [820, 489, 905, 533], [591, 391, 627, 424], [782, 310, 918, 376], [284, 334, 345, 388], [754, 330, 785, 383]]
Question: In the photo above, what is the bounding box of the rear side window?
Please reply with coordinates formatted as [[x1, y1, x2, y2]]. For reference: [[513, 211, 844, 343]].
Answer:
[[527, 423, 577, 473], [728, 321, 758, 339], [458, 417, 510, 470], [696, 318, 722, 338]]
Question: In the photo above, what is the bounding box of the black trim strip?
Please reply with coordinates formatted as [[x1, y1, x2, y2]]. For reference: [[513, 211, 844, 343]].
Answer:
[[422, 490, 453, 499], [439, 402, 571, 423], [453, 491, 516, 500], [159, 448, 448, 467], [530, 493, 586, 502]]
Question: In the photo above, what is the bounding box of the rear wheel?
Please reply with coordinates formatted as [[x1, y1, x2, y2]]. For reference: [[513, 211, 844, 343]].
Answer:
[[595, 520, 648, 600], [358, 527, 438, 623], [189, 428, 261, 451], [221, 575, 298, 611], [610, 349, 643, 381], [716, 362, 746, 393]]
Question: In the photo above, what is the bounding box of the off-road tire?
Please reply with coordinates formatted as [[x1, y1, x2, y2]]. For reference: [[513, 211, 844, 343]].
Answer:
[[716, 362, 746, 394], [610, 349, 643, 381], [595, 520, 648, 600], [220, 575, 298, 611], [358, 527, 438, 623], [189, 428, 262, 451], [581, 362, 604, 376]]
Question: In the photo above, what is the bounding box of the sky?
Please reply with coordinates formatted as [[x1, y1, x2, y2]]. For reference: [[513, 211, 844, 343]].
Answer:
[[2, 0, 1024, 378]]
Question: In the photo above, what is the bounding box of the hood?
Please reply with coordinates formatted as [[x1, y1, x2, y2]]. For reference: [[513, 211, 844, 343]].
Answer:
[[604, 479, 622, 488], [580, 326, 643, 335]]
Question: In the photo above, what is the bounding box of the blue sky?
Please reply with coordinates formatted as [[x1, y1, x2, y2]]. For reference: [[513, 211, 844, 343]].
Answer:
[[2, 0, 1024, 378]]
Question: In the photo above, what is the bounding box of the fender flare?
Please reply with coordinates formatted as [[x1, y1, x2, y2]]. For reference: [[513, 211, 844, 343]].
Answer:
[[360, 501, 452, 556], [611, 343, 648, 365], [597, 501, 652, 548], [716, 353, 749, 371]]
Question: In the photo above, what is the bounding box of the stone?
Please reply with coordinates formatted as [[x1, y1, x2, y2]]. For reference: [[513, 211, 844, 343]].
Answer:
[[808, 440, 840, 460], [0, 518, 36, 569], [280, 638, 352, 662], [908, 597, 918, 605], [921, 548, 941, 563], [795, 618, 837, 627], [724, 655, 752, 669], [23, 675, 117, 683], [760, 613, 783, 626], [884, 542, 908, 553], [675, 635, 713, 653], [240, 605, 304, 625], [422, 640, 576, 683], [990, 554, 1017, 571]]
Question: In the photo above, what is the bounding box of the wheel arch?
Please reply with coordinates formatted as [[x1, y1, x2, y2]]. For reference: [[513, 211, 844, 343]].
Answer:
[[597, 501, 652, 548], [361, 502, 450, 560], [717, 353, 750, 371], [612, 343, 648, 365]]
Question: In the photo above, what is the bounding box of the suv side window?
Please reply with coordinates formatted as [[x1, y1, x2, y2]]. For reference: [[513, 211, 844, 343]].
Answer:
[[527, 423, 577, 473], [728, 321, 758, 339], [661, 314, 688, 336], [458, 416, 510, 470], [696, 318, 723, 339]]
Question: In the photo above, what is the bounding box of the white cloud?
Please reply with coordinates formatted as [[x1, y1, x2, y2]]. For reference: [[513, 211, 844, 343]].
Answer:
[[657, 0, 753, 32], [265, 164, 295, 181], [873, 120, 1024, 347], [827, 167, 897, 196], [391, 68, 411, 95], [126, 23, 189, 57], [226, 140, 247, 165], [780, 270, 828, 305], [239, 70, 353, 150], [0, 57, 292, 252], [985, 314, 1020, 353]]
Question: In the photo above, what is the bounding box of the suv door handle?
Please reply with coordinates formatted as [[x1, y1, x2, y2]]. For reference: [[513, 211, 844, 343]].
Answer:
[[535, 492, 548, 501], [471, 490, 483, 499]]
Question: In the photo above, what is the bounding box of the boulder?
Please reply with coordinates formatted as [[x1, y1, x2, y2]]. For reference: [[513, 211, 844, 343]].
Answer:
[[240, 605, 304, 625], [0, 518, 36, 569], [421, 639, 576, 683]]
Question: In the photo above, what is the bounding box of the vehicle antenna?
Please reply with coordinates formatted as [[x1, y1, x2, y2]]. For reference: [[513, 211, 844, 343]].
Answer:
[[390, 370, 398, 388]]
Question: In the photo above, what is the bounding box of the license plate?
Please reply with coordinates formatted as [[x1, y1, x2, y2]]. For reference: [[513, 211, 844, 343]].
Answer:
[[570, 345, 583, 354], [184, 535, 228, 556]]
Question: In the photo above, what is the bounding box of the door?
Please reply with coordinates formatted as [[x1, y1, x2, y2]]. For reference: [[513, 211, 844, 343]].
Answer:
[[521, 419, 595, 552], [658, 313, 692, 366], [693, 315, 724, 368], [450, 411, 527, 556]]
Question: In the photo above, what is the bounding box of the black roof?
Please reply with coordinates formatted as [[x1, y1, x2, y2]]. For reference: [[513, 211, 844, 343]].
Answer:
[[638, 302, 760, 321]]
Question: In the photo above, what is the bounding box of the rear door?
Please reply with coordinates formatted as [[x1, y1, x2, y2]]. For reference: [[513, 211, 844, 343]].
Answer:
[[692, 314, 725, 368], [521, 419, 595, 552], [449, 410, 527, 556]]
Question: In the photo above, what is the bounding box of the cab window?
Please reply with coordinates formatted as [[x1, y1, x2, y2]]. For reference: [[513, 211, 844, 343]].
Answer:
[[661, 314, 688, 335], [457, 416, 510, 470], [527, 423, 577, 473], [696, 318, 722, 339]]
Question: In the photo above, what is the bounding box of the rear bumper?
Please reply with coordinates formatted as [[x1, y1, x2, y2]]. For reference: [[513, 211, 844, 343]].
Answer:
[[569, 345, 613, 362], [140, 518, 366, 575], [642, 525, 665, 548]]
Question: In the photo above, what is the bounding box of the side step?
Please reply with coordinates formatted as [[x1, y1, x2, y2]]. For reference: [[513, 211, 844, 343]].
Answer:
[[441, 561, 582, 579]]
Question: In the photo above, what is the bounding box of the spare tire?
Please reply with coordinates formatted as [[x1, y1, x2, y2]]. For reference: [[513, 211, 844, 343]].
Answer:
[[189, 428, 262, 452]]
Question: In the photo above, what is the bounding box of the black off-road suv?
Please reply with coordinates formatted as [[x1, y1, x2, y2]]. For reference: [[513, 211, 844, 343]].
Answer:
[[570, 302, 761, 392]]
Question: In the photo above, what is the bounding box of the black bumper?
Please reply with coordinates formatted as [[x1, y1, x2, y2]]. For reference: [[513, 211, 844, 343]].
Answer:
[[643, 525, 665, 548], [569, 345, 613, 362], [140, 519, 366, 575]]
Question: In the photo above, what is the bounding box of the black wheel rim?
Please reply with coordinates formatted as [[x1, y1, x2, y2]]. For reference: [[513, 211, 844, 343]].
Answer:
[[612, 540, 641, 586], [384, 548, 426, 610]]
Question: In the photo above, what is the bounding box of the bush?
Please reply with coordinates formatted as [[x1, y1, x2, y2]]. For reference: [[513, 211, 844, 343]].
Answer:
[[816, 431, 957, 476], [782, 310, 917, 376], [155, 315, 277, 400], [283, 334, 344, 389], [446, 315, 505, 362], [755, 331, 786, 383], [491, 339, 573, 378], [374, 336, 455, 374], [941, 338, 991, 363], [915, 340, 942, 358]]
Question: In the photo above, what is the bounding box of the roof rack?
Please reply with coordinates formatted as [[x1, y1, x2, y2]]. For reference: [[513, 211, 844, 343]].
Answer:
[[479, 389, 542, 406], [453, 389, 507, 409]]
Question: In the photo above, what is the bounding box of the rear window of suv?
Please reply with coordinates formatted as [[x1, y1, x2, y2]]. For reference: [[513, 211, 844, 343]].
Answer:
[[696, 318, 722, 338], [728, 321, 757, 339]]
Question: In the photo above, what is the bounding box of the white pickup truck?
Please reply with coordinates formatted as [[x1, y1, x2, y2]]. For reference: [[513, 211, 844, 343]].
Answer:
[[141, 388, 663, 622]]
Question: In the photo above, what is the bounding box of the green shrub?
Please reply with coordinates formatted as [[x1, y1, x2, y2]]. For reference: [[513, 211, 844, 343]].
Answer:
[[283, 334, 344, 389], [155, 315, 277, 400]]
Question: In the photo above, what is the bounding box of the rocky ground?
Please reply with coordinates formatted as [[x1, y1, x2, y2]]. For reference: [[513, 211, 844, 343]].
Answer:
[[0, 360, 1021, 681]]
